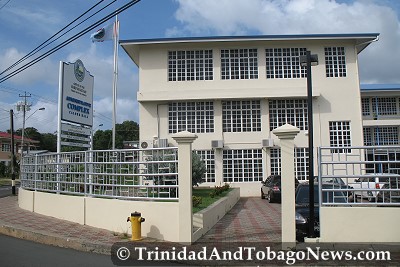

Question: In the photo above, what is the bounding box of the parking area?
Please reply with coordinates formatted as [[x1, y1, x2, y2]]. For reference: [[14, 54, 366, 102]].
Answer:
[[197, 197, 281, 243]]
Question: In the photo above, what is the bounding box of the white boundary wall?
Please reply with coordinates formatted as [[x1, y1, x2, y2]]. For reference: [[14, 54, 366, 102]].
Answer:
[[19, 188, 180, 242], [320, 207, 400, 243]]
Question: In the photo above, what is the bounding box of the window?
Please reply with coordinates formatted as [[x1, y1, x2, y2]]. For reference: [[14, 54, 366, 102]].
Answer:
[[265, 48, 307, 79], [372, 97, 397, 116], [363, 127, 372, 146], [168, 50, 213, 81], [295, 148, 309, 181], [223, 149, 263, 182], [1, 143, 11, 152], [269, 99, 308, 131], [361, 98, 370, 116], [168, 102, 214, 133], [325, 47, 346, 77], [270, 148, 309, 181], [195, 150, 215, 183], [222, 100, 261, 132], [270, 148, 281, 176], [329, 121, 351, 153], [221, 49, 258, 80], [364, 126, 399, 146]]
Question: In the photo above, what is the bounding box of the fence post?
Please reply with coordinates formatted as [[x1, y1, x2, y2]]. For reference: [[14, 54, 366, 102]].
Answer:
[[272, 124, 300, 250], [172, 131, 198, 244]]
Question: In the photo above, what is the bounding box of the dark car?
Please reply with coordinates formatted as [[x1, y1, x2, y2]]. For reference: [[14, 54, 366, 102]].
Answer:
[[377, 177, 400, 203], [319, 177, 354, 202], [295, 183, 347, 242], [261, 175, 299, 203]]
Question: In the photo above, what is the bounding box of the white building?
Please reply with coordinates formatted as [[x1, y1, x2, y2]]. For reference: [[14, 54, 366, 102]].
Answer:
[[121, 33, 379, 196]]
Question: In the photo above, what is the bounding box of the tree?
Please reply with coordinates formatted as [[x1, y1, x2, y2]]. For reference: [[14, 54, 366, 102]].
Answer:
[[192, 152, 206, 186], [93, 129, 112, 150], [93, 121, 139, 150], [115, 120, 139, 149], [40, 133, 57, 152]]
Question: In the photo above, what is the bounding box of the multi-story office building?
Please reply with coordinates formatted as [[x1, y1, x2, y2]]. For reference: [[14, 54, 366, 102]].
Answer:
[[121, 33, 379, 196]]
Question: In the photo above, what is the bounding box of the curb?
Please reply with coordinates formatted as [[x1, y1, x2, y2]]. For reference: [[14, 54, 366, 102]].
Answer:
[[0, 224, 112, 255]]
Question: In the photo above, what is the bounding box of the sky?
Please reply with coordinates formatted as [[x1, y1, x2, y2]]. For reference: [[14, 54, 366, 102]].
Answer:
[[0, 0, 400, 134]]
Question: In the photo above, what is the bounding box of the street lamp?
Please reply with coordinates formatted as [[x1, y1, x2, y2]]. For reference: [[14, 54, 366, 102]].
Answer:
[[91, 123, 103, 150], [21, 107, 45, 155], [300, 51, 318, 238]]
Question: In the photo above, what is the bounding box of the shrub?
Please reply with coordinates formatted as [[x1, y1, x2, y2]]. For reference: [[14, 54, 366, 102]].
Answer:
[[209, 183, 230, 198], [192, 196, 202, 207]]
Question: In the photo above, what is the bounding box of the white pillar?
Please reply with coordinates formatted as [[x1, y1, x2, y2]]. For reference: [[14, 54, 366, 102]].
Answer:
[[172, 131, 198, 244], [272, 124, 300, 250]]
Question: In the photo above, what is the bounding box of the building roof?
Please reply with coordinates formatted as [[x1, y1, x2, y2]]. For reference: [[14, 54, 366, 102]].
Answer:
[[0, 132, 38, 143], [120, 33, 379, 65], [360, 84, 400, 92]]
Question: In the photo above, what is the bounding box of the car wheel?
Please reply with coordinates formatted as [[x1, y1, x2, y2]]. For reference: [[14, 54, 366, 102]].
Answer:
[[261, 190, 265, 199], [269, 193, 275, 203]]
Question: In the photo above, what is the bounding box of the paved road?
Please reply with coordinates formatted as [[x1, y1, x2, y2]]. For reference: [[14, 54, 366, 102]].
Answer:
[[0, 186, 13, 198], [0, 234, 114, 267]]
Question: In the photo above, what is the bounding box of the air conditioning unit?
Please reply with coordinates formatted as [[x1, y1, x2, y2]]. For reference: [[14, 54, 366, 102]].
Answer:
[[140, 140, 153, 149], [211, 140, 224, 149], [262, 138, 274, 148]]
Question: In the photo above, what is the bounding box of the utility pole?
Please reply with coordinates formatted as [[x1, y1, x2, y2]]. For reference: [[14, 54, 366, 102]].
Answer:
[[17, 91, 31, 156], [10, 109, 16, 195]]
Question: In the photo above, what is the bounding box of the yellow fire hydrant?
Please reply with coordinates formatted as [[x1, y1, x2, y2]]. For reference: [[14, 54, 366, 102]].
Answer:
[[127, 211, 145, 241]]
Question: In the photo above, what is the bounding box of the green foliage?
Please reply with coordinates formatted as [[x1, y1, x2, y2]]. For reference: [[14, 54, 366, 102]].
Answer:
[[192, 187, 232, 213], [115, 120, 139, 149], [209, 184, 231, 198], [192, 151, 206, 187], [192, 196, 202, 207], [40, 133, 57, 152], [0, 162, 9, 177]]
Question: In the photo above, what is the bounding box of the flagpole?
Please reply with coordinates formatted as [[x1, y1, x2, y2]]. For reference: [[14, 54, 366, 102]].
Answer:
[[112, 15, 119, 150]]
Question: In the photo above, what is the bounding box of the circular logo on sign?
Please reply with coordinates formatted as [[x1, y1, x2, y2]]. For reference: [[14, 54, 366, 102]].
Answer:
[[74, 60, 85, 82]]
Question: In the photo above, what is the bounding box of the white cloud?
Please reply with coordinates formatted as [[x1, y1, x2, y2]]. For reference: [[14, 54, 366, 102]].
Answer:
[[171, 0, 400, 83], [0, 48, 59, 86]]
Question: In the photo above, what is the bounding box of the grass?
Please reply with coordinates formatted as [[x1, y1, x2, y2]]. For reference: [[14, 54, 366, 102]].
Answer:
[[0, 178, 20, 186], [192, 187, 232, 213]]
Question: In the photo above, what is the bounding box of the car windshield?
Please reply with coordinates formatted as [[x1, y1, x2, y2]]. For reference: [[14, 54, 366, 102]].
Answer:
[[296, 184, 347, 204]]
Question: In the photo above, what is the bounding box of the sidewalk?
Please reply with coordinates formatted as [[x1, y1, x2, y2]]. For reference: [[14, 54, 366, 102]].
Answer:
[[0, 195, 281, 255], [0, 195, 127, 255]]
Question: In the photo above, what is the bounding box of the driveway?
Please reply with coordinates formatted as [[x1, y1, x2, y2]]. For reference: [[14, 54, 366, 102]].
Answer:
[[197, 197, 281, 243]]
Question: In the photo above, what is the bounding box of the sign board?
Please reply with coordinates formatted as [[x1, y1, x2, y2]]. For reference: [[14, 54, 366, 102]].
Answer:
[[60, 60, 94, 127], [61, 141, 91, 148], [61, 122, 91, 136], [60, 134, 90, 142]]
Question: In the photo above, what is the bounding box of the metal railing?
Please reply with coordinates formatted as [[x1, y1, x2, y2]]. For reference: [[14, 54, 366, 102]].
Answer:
[[20, 147, 179, 200], [318, 146, 400, 206]]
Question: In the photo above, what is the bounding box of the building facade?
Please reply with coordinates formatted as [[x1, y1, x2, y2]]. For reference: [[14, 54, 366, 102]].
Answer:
[[360, 84, 400, 174], [121, 33, 379, 196], [0, 132, 40, 164]]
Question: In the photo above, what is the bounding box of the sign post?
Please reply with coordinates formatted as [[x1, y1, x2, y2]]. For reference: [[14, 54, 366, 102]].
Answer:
[[57, 60, 94, 152]]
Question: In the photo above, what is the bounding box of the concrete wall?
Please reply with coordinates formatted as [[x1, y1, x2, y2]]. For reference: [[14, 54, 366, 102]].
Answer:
[[18, 189, 180, 242], [193, 188, 240, 241], [85, 197, 180, 242], [34, 191, 85, 225], [320, 206, 400, 242]]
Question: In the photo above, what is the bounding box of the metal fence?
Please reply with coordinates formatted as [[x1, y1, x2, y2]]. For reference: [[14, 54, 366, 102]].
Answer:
[[20, 147, 179, 200], [318, 146, 400, 206]]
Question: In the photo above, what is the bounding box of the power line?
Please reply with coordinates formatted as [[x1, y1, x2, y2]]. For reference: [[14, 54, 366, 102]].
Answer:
[[0, 0, 141, 83], [0, 0, 111, 76], [0, 0, 12, 11]]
